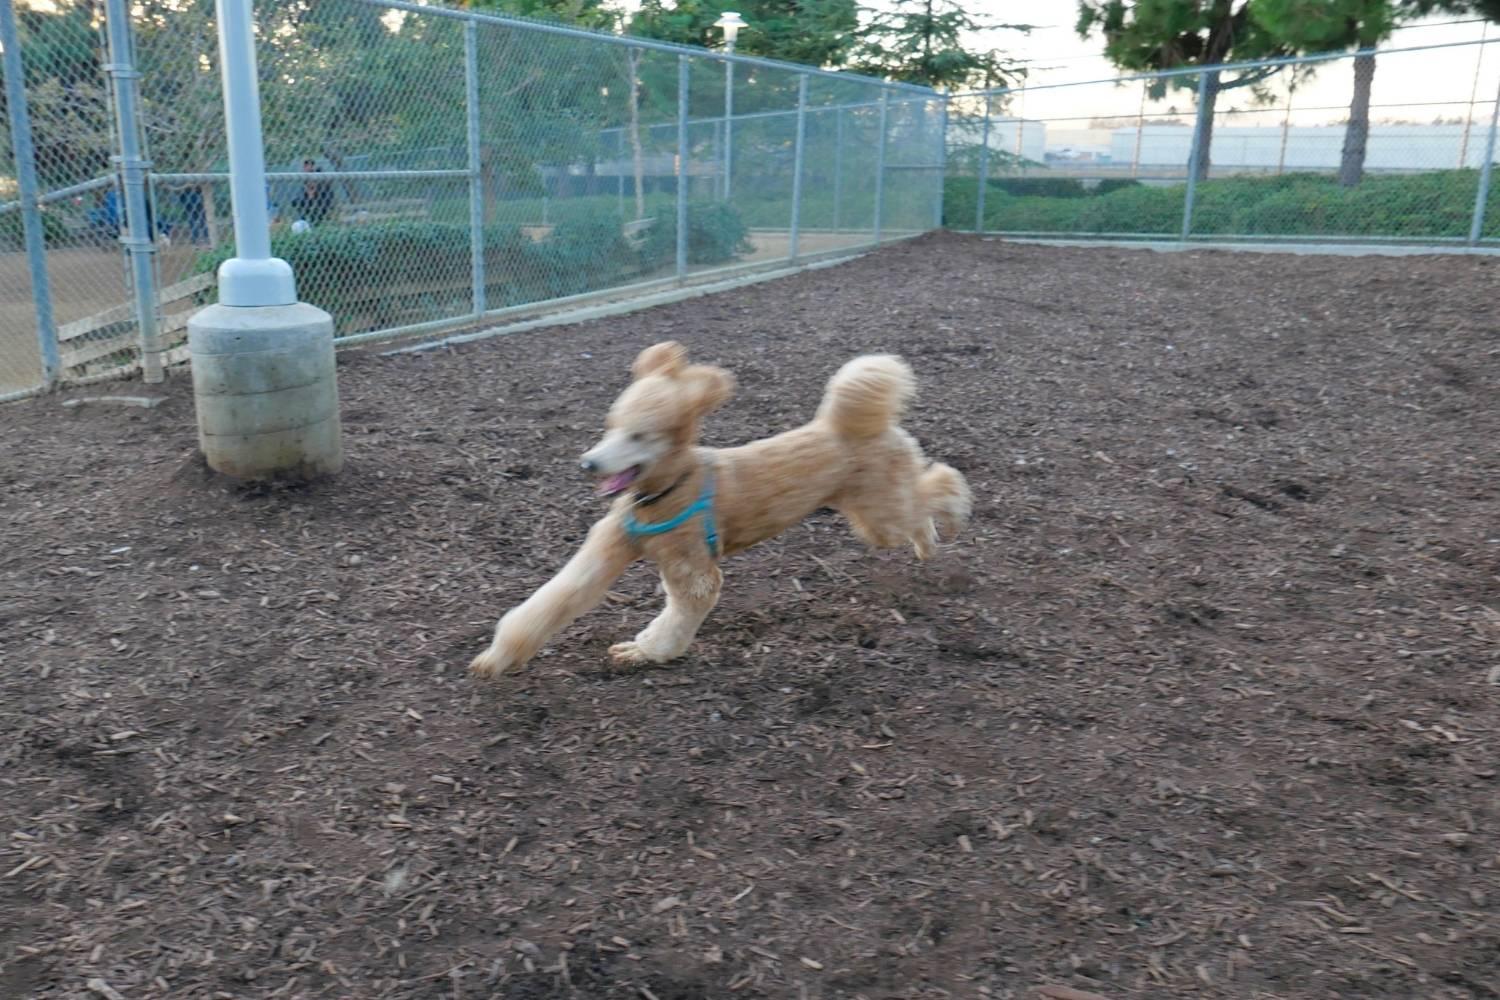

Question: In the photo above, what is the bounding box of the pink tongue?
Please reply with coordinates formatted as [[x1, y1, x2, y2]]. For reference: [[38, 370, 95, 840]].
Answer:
[[601, 470, 636, 495]]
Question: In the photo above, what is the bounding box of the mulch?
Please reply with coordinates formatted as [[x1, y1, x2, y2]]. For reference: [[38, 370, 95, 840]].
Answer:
[[2, 232, 1497, 999]]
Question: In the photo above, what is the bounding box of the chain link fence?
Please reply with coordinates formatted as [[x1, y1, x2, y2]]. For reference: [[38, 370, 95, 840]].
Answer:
[[18, 4, 1494, 406], [946, 38, 1500, 247], [1, 0, 944, 400]]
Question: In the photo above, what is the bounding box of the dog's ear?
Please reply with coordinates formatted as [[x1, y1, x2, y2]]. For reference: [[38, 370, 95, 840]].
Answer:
[[632, 341, 687, 380], [684, 364, 735, 417]]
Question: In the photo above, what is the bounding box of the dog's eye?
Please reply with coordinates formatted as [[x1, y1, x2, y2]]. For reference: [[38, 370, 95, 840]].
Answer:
[[630, 432, 646, 443]]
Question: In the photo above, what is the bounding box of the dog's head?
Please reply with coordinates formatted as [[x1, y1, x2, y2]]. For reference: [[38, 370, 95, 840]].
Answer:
[[580, 341, 735, 497]]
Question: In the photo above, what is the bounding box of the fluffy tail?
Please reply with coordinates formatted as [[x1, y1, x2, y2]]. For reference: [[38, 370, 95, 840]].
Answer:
[[816, 355, 916, 438]]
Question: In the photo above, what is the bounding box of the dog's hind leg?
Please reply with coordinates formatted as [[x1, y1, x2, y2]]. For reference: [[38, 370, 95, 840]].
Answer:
[[833, 430, 934, 556], [836, 437, 970, 561], [919, 462, 971, 542], [470, 515, 636, 679], [610, 559, 722, 666]]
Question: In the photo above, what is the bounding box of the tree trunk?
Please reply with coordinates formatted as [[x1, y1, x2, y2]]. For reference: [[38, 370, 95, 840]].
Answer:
[[1192, 70, 1221, 183], [1339, 52, 1376, 188], [627, 50, 646, 221]]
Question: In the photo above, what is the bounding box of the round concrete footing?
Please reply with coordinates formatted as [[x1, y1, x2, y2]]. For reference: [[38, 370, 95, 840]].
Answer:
[[188, 302, 343, 479]]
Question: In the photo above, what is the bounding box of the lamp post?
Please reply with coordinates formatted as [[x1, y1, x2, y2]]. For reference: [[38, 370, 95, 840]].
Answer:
[[714, 11, 746, 201], [186, 0, 342, 478]]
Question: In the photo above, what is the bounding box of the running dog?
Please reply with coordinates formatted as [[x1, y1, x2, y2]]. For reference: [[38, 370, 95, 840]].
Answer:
[[469, 341, 970, 677]]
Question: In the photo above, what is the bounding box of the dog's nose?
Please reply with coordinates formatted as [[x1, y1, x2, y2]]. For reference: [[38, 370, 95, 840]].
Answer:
[[580, 458, 597, 474]]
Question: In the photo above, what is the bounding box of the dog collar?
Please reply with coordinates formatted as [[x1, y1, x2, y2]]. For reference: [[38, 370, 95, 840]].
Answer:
[[633, 471, 690, 508], [622, 466, 720, 558]]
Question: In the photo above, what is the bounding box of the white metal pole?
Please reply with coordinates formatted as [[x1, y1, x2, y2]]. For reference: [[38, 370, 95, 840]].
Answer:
[[873, 89, 889, 242], [975, 95, 991, 233], [465, 19, 485, 317], [789, 74, 808, 260], [104, 0, 163, 382], [1182, 69, 1212, 242], [1468, 74, 1500, 245], [676, 56, 689, 278], [212, 0, 295, 305], [1277, 88, 1294, 176], [832, 106, 843, 234], [0, 0, 60, 386], [934, 95, 948, 229], [1132, 82, 1146, 178], [188, 0, 340, 479], [723, 43, 735, 201]]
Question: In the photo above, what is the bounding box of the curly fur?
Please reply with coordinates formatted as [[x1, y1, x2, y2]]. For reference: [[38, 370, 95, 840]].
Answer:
[[469, 342, 971, 677]]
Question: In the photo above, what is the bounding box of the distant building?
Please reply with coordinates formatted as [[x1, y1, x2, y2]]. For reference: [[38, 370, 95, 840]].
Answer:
[[1110, 123, 1488, 172], [948, 117, 1047, 164]]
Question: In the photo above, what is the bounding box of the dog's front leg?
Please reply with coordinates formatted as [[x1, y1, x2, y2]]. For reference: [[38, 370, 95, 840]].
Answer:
[[470, 516, 635, 679], [609, 559, 722, 666]]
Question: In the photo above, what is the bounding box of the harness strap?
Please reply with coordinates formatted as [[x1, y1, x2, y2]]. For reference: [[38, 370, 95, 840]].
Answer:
[[622, 465, 720, 558]]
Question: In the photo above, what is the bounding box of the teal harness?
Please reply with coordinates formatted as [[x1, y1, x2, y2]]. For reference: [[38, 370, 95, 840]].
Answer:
[[622, 466, 720, 558]]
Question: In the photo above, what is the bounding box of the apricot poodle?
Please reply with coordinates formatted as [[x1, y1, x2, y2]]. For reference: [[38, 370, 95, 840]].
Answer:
[[469, 341, 970, 677]]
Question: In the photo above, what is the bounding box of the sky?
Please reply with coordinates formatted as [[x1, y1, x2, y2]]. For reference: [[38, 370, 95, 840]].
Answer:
[[961, 1, 1497, 133], [608, 1, 1498, 133]]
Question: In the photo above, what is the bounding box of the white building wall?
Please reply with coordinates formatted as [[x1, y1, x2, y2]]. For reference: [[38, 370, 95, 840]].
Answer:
[[951, 118, 1048, 163], [1110, 124, 1489, 171]]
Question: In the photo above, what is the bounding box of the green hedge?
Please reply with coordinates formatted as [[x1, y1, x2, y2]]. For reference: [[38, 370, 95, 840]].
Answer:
[[194, 202, 749, 334], [0, 209, 70, 251], [638, 201, 752, 270], [945, 170, 1500, 240]]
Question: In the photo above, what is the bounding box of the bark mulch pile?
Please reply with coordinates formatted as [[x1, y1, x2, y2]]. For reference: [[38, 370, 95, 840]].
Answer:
[[2, 232, 1497, 999]]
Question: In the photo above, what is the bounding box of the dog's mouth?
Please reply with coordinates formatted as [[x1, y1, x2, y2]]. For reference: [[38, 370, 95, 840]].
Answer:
[[597, 465, 642, 497]]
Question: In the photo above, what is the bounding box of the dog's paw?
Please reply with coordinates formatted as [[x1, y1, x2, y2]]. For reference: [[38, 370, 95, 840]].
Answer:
[[469, 645, 523, 680], [608, 641, 649, 665], [608, 640, 672, 666]]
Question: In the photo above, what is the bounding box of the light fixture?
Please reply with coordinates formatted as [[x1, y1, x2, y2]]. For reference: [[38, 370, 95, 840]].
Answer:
[[713, 11, 746, 52]]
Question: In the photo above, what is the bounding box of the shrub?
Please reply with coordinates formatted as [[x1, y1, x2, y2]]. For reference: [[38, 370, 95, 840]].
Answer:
[[991, 177, 1090, 199], [535, 210, 638, 298], [948, 169, 1500, 241], [192, 205, 708, 333], [0, 208, 70, 250], [638, 201, 752, 271]]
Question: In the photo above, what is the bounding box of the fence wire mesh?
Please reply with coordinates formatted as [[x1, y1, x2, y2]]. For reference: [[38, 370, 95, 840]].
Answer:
[[18, 3, 1495, 403], [1, 0, 942, 396], [948, 38, 1500, 246]]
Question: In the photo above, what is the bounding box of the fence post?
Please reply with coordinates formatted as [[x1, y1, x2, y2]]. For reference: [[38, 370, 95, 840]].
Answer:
[[832, 106, 843, 234], [464, 19, 485, 317], [975, 94, 991, 234], [722, 59, 734, 201], [790, 73, 808, 261], [0, 0, 60, 388], [1181, 69, 1211, 242], [1277, 88, 1294, 176], [1132, 83, 1146, 178], [873, 89, 889, 243], [103, 0, 163, 383], [188, 0, 341, 479], [712, 118, 722, 199], [676, 56, 689, 279], [1468, 74, 1500, 245], [935, 94, 949, 230], [616, 130, 625, 217]]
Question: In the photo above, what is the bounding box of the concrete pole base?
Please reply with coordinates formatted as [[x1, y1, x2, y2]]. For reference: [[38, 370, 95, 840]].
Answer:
[[188, 301, 343, 479]]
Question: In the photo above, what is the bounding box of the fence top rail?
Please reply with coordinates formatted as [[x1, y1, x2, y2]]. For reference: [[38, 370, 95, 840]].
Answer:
[[350, 0, 939, 97], [956, 35, 1500, 100]]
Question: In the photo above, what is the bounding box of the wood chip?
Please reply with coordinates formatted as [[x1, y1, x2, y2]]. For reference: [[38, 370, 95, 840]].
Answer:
[[1036, 986, 1113, 1000]]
